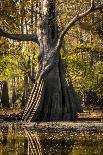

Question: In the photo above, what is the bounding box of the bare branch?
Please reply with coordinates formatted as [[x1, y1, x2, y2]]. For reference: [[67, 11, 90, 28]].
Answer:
[[56, 1, 103, 50], [91, 0, 95, 7], [0, 28, 39, 44]]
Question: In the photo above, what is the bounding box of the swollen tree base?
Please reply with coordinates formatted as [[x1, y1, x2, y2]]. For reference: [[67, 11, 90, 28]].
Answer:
[[22, 57, 82, 122]]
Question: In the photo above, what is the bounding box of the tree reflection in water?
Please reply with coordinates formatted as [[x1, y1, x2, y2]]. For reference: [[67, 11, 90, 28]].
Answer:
[[24, 127, 74, 155], [24, 127, 42, 155], [0, 123, 103, 155], [1, 126, 8, 145]]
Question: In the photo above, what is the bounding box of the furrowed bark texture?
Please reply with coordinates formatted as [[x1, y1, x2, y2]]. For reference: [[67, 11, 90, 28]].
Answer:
[[22, 0, 82, 122], [22, 53, 82, 122]]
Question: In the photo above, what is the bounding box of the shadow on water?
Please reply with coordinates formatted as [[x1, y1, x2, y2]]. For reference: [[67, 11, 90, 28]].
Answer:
[[0, 123, 103, 155]]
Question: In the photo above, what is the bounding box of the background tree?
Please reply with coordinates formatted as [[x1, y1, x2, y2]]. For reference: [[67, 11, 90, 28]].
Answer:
[[1, 81, 10, 108]]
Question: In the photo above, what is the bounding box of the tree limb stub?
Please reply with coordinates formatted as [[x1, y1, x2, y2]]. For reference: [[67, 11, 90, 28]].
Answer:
[[0, 28, 39, 44], [56, 1, 103, 50]]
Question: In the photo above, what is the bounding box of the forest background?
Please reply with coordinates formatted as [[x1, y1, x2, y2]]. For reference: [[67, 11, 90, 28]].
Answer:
[[0, 0, 103, 111]]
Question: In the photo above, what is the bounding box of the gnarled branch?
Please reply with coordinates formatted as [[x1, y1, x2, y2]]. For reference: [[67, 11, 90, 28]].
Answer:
[[56, 0, 103, 50], [0, 28, 39, 44]]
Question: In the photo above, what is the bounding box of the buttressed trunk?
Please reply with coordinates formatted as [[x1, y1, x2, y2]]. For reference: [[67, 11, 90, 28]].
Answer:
[[22, 0, 82, 122]]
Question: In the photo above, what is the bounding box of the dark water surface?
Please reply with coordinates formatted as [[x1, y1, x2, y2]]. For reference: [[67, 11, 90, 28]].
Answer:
[[0, 122, 103, 155]]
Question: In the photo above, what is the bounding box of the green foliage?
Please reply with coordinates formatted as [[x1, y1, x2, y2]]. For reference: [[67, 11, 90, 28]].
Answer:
[[62, 43, 103, 97]]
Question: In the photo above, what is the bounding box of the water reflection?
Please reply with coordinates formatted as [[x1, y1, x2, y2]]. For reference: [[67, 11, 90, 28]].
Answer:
[[23, 127, 74, 155], [0, 123, 103, 155], [24, 127, 42, 155]]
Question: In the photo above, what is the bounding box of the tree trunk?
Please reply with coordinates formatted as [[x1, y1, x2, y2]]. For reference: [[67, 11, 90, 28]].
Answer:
[[22, 0, 82, 122], [22, 51, 82, 122], [12, 78, 17, 108], [1, 81, 10, 109]]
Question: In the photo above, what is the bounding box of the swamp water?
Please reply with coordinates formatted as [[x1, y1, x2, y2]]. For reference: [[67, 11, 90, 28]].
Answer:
[[0, 122, 103, 155]]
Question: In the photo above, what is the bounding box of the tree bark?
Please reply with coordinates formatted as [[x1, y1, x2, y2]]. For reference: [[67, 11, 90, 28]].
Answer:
[[1, 81, 10, 109], [22, 0, 83, 122], [0, 28, 39, 43], [22, 49, 82, 121]]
